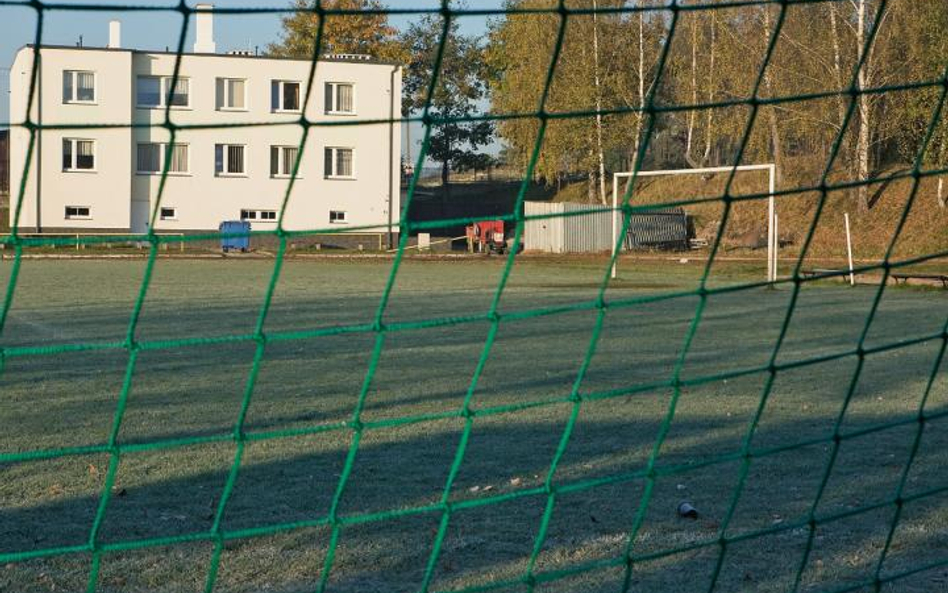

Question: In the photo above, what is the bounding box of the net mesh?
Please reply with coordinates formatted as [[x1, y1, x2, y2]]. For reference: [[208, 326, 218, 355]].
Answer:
[[1, 1, 947, 592]]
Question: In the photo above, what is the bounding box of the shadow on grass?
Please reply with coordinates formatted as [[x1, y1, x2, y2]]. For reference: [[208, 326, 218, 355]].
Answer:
[[1, 398, 945, 593]]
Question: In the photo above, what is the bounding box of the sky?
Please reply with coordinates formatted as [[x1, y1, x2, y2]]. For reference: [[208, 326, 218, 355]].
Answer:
[[0, 0, 507, 162]]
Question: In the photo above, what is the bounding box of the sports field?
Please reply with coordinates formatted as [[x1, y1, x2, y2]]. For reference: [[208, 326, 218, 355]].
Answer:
[[1, 256, 946, 592]]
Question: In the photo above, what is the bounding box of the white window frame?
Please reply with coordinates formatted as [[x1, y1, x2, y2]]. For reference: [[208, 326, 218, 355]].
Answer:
[[216, 77, 247, 111], [270, 145, 301, 179], [63, 70, 96, 104], [64, 205, 92, 220], [137, 142, 190, 176], [325, 82, 356, 115], [271, 80, 302, 113], [215, 144, 247, 177], [137, 76, 191, 109], [159, 207, 177, 221], [324, 147, 355, 180], [329, 210, 348, 224], [63, 138, 96, 172], [240, 209, 277, 223]]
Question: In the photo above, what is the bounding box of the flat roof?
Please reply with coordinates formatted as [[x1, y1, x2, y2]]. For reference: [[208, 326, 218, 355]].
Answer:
[[21, 44, 401, 67]]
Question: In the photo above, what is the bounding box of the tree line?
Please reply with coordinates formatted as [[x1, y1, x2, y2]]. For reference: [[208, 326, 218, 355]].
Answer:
[[270, 0, 948, 209]]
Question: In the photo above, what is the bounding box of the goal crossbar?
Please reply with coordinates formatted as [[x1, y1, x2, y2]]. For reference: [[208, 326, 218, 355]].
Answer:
[[611, 164, 777, 281]]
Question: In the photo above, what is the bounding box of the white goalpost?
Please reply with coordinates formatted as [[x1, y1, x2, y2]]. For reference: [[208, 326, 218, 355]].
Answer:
[[611, 164, 778, 281]]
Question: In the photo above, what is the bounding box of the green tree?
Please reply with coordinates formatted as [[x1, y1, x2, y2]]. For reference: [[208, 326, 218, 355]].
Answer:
[[402, 15, 494, 187], [488, 0, 665, 203], [268, 0, 402, 61], [884, 0, 948, 206]]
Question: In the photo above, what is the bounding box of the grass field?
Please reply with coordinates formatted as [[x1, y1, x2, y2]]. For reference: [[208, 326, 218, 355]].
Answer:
[[1, 256, 946, 592]]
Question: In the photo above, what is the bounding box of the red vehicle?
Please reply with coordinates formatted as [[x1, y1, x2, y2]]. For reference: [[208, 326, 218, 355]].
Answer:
[[466, 220, 507, 254]]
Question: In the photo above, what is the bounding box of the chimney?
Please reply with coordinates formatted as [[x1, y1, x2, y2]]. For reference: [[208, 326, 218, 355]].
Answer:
[[193, 4, 216, 54], [108, 20, 121, 49]]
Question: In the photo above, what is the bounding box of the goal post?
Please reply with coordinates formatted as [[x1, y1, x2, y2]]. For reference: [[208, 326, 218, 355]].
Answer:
[[611, 164, 777, 281]]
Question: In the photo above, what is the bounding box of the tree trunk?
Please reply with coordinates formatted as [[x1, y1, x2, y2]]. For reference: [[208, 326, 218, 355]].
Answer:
[[939, 142, 946, 208], [686, 18, 698, 165], [856, 0, 870, 212], [702, 12, 717, 165], [592, 0, 607, 206], [763, 6, 783, 185], [630, 10, 646, 172], [829, 5, 847, 128]]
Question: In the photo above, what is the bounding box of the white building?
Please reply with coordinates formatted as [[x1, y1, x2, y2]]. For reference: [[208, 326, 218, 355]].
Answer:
[[7, 5, 402, 245]]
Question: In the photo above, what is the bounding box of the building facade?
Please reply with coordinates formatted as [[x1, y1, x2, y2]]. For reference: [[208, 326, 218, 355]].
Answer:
[[0, 129, 8, 198], [7, 7, 402, 241]]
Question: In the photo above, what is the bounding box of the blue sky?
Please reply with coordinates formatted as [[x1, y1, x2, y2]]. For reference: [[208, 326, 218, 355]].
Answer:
[[0, 0, 505, 160]]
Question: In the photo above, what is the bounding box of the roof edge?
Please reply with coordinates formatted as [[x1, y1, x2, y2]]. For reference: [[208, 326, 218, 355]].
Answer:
[[20, 44, 402, 67]]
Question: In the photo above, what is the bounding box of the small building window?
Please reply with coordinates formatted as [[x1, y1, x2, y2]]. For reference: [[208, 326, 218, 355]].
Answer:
[[240, 209, 277, 222], [324, 147, 354, 179], [329, 210, 348, 224], [215, 144, 246, 176], [63, 70, 95, 104], [137, 143, 160, 173], [270, 145, 300, 178], [271, 80, 301, 112], [160, 207, 177, 220], [63, 138, 95, 171], [65, 206, 91, 219], [138, 143, 189, 174], [216, 78, 246, 110], [325, 82, 354, 114], [137, 76, 190, 108]]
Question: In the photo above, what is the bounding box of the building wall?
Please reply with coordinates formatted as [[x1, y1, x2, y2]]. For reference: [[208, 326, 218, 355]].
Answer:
[[0, 130, 8, 197], [8, 46, 401, 235], [9, 47, 35, 229], [10, 47, 134, 231]]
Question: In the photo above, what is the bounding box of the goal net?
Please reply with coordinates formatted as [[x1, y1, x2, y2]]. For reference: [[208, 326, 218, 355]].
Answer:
[[2, 1, 947, 593]]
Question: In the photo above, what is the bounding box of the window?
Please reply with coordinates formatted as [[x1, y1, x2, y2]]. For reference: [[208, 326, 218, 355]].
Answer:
[[63, 139, 95, 171], [138, 143, 160, 173], [160, 207, 177, 220], [137, 143, 189, 174], [137, 76, 161, 107], [324, 147, 354, 178], [137, 76, 190, 108], [64, 206, 91, 219], [216, 78, 246, 110], [270, 146, 300, 178], [271, 80, 301, 112], [215, 144, 246, 176], [240, 209, 277, 222], [169, 78, 189, 106], [169, 143, 189, 173], [63, 71, 95, 103], [329, 210, 348, 224], [325, 82, 354, 114]]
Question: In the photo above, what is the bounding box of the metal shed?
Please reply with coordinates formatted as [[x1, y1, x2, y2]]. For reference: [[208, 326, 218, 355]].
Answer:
[[524, 201, 689, 253], [524, 202, 613, 253]]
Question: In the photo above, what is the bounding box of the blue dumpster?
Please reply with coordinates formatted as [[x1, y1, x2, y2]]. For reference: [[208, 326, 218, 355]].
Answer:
[[219, 220, 251, 252]]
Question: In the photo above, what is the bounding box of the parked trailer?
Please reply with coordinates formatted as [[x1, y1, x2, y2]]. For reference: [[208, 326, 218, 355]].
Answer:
[[466, 220, 507, 254]]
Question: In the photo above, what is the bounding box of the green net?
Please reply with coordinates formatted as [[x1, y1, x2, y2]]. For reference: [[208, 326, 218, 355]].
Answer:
[[1, 1, 947, 592]]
